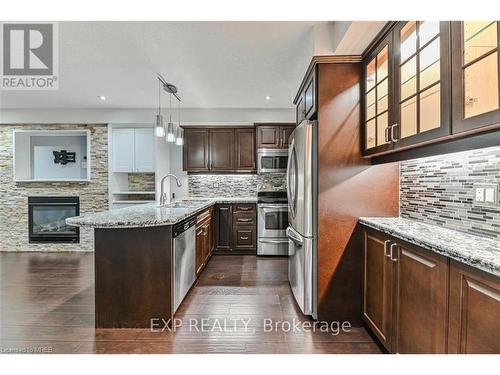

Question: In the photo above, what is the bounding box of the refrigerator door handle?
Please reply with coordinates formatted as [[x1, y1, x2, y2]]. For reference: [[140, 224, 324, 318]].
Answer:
[[286, 227, 303, 247]]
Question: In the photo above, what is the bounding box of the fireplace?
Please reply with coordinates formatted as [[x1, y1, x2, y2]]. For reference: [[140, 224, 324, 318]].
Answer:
[[28, 197, 80, 243]]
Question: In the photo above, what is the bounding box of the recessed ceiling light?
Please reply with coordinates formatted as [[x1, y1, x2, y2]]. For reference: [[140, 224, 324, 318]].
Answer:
[[265, 95, 272, 100], [98, 95, 106, 101]]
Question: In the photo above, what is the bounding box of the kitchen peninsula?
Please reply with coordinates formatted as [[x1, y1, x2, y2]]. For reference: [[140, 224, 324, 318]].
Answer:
[[66, 197, 257, 328]]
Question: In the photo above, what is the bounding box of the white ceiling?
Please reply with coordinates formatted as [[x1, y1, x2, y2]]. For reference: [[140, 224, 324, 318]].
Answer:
[[0, 21, 385, 110], [1, 21, 319, 109]]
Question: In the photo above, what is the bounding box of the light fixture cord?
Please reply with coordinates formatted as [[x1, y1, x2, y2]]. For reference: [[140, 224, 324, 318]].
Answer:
[[169, 93, 172, 122], [158, 78, 161, 115], [178, 97, 181, 124]]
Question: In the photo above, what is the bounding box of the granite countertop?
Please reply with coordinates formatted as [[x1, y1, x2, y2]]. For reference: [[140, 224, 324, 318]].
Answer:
[[359, 217, 500, 277], [66, 196, 257, 229]]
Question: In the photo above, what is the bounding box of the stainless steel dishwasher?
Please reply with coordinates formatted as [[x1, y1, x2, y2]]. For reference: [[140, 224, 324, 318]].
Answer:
[[172, 216, 196, 314]]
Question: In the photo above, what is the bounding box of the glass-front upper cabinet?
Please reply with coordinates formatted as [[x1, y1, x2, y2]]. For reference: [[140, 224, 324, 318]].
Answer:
[[363, 32, 393, 154], [392, 21, 451, 149], [451, 21, 500, 133], [362, 22, 451, 156]]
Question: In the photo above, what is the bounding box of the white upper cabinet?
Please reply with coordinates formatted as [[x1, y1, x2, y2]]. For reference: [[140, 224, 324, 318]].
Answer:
[[112, 127, 155, 173], [133, 128, 155, 172]]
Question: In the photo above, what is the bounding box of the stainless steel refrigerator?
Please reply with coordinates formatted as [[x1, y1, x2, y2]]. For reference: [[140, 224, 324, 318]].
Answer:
[[286, 119, 317, 319]]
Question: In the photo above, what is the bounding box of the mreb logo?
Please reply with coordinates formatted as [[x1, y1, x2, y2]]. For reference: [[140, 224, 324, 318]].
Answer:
[[1, 22, 58, 90]]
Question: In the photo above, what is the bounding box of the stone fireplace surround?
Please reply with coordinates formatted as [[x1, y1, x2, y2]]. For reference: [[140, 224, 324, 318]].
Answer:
[[0, 124, 108, 252]]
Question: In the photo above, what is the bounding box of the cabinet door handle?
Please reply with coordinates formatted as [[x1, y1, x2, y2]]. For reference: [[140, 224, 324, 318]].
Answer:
[[237, 218, 252, 222], [390, 124, 399, 143], [390, 243, 398, 262], [384, 127, 390, 143], [384, 240, 391, 257]]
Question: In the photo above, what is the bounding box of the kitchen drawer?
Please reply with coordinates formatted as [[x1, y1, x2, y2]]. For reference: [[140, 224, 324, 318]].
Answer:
[[196, 207, 213, 225], [232, 225, 256, 249], [232, 212, 256, 225], [233, 203, 256, 213]]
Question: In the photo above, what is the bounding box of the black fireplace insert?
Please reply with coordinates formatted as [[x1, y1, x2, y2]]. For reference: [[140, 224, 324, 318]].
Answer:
[[28, 196, 80, 243]]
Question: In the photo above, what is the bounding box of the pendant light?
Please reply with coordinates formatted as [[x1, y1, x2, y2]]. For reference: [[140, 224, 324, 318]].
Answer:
[[166, 93, 176, 143], [175, 98, 183, 145], [154, 79, 165, 137]]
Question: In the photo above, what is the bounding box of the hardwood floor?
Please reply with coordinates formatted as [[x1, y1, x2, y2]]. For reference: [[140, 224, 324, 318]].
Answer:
[[0, 252, 381, 354]]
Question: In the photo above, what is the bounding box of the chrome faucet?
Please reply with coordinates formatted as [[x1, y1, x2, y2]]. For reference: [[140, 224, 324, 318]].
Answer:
[[159, 174, 182, 206]]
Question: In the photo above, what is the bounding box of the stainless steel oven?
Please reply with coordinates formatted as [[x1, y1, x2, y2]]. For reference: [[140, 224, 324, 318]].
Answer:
[[258, 204, 288, 238], [257, 149, 288, 174], [257, 190, 288, 255]]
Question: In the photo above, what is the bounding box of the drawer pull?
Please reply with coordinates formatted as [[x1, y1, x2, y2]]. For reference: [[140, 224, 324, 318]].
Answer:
[[390, 243, 398, 262], [236, 206, 252, 211], [240, 236, 249, 240], [237, 218, 252, 222], [384, 240, 391, 257]]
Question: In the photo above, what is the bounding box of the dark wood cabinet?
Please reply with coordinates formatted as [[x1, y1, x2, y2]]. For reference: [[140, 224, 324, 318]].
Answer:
[[195, 225, 205, 276], [183, 128, 209, 172], [256, 124, 295, 149], [448, 260, 500, 353], [209, 129, 235, 171], [235, 128, 255, 171], [362, 230, 394, 350], [362, 21, 500, 161], [294, 68, 317, 124], [296, 94, 305, 125], [362, 21, 452, 157], [451, 21, 500, 135], [214, 203, 256, 254], [363, 227, 448, 353], [256, 125, 280, 148], [232, 203, 256, 252], [215, 204, 232, 251], [232, 226, 256, 250], [392, 241, 449, 354], [195, 207, 214, 276], [363, 226, 500, 354], [183, 127, 255, 173], [280, 126, 295, 148]]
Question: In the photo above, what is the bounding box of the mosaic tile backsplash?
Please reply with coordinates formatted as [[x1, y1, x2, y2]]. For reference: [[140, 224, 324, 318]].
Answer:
[[400, 146, 500, 239], [188, 174, 286, 198]]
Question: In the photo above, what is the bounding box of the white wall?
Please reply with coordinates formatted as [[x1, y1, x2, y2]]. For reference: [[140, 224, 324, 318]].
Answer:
[[0, 108, 295, 124]]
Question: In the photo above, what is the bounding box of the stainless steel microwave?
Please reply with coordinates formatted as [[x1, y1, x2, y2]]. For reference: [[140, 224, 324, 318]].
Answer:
[[257, 149, 288, 174]]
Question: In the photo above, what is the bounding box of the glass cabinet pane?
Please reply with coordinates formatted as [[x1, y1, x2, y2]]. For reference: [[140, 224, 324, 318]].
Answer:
[[401, 22, 417, 61], [400, 97, 417, 138], [401, 57, 417, 100], [377, 46, 389, 81], [464, 52, 500, 118], [366, 57, 376, 91], [366, 89, 376, 120], [366, 119, 376, 149], [420, 38, 441, 88], [377, 79, 388, 114], [419, 21, 440, 46], [377, 113, 388, 145], [463, 21, 497, 64], [420, 84, 441, 132]]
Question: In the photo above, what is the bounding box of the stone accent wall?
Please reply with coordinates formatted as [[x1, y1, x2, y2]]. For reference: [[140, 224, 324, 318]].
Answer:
[[188, 173, 286, 198], [128, 173, 155, 191], [400, 145, 500, 239], [0, 124, 108, 252]]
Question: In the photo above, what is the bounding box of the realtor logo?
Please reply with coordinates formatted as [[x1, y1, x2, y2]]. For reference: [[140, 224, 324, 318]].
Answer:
[[1, 22, 58, 90]]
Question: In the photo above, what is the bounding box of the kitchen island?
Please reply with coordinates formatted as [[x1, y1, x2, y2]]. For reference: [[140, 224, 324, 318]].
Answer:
[[67, 197, 257, 328]]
